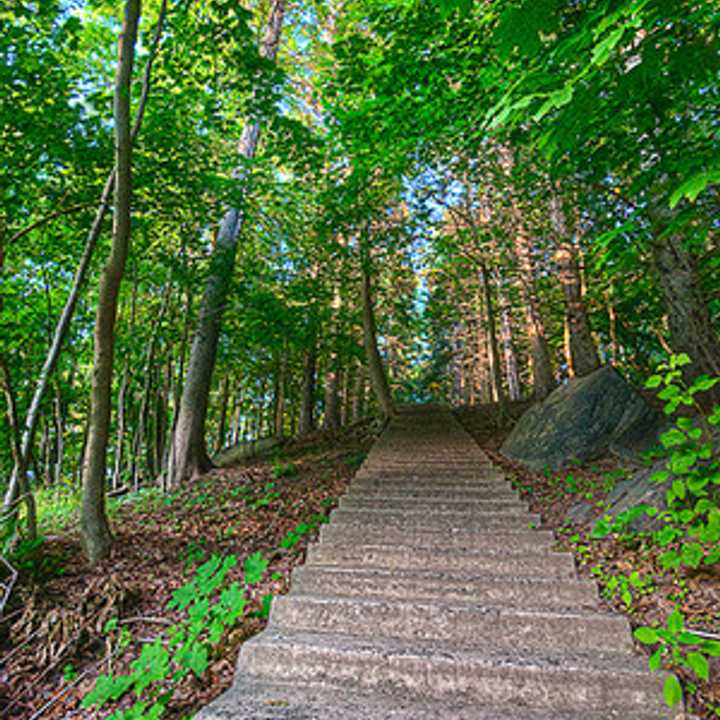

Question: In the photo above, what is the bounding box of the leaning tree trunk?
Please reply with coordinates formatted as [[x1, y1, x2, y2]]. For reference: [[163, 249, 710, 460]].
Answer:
[[550, 192, 600, 378], [169, 0, 286, 485], [81, 0, 141, 565], [361, 266, 395, 418]]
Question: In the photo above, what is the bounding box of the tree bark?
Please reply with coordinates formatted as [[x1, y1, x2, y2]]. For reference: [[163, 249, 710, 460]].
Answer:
[[650, 229, 720, 400], [550, 192, 601, 378], [513, 220, 555, 400], [81, 0, 141, 565], [323, 363, 341, 430], [361, 266, 395, 418], [169, 0, 286, 485], [351, 364, 366, 422], [497, 276, 521, 402], [299, 345, 317, 435], [215, 374, 230, 453], [479, 264, 506, 417], [273, 356, 286, 439]]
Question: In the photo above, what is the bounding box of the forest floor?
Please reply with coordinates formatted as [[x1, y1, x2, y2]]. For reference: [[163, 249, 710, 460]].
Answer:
[[457, 403, 720, 720], [0, 419, 378, 719]]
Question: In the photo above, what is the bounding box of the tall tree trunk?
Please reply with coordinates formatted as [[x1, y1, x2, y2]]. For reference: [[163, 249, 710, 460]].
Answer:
[[351, 364, 365, 422], [299, 345, 316, 435], [323, 363, 341, 431], [112, 363, 130, 490], [2, 3, 166, 515], [361, 266, 394, 418], [273, 356, 286, 439], [480, 264, 506, 417], [649, 195, 720, 402], [169, 0, 286, 485], [513, 221, 555, 400], [651, 234, 720, 390], [80, 0, 141, 565], [550, 192, 601, 378], [497, 276, 521, 402], [215, 374, 230, 453]]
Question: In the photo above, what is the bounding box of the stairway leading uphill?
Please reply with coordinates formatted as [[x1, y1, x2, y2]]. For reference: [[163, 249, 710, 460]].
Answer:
[[199, 406, 678, 719]]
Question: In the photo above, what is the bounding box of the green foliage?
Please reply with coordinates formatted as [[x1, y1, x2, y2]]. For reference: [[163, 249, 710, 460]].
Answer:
[[83, 552, 251, 718], [634, 606, 720, 704], [271, 461, 299, 479], [590, 355, 720, 706]]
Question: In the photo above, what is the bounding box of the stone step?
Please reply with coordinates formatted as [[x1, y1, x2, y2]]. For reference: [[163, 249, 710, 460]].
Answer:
[[305, 543, 576, 578], [353, 473, 507, 486], [198, 679, 670, 720], [238, 630, 668, 714], [329, 508, 541, 531], [291, 566, 599, 610], [338, 496, 527, 513], [344, 485, 519, 500], [269, 595, 630, 654], [319, 525, 557, 553]]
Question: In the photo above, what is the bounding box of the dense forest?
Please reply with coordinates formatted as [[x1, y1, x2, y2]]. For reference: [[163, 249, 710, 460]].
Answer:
[[1, 0, 719, 717]]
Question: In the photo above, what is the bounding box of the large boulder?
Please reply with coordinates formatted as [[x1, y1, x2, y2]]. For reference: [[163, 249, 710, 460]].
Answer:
[[501, 366, 662, 471]]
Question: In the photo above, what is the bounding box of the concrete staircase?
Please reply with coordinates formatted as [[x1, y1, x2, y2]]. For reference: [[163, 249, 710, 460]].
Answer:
[[198, 407, 677, 719]]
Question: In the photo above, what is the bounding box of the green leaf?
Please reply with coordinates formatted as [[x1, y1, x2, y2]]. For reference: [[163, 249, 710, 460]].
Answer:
[[667, 610, 684, 634], [680, 542, 703, 569], [686, 651, 709, 681], [243, 551, 269, 585], [660, 428, 686, 449], [670, 167, 720, 209], [663, 674, 683, 707], [634, 626, 659, 645], [645, 375, 663, 389], [591, 26, 625, 65], [186, 644, 208, 676], [649, 647, 664, 671]]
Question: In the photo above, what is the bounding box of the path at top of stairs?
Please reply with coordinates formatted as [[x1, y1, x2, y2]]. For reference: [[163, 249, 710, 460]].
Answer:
[[198, 406, 680, 720]]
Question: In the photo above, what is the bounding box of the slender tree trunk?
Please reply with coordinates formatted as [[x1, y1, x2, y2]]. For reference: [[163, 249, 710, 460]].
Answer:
[[323, 364, 341, 431], [81, 0, 141, 565], [605, 285, 619, 365], [215, 374, 230, 453], [351, 364, 365, 422], [0, 360, 37, 540], [480, 264, 505, 417], [2, 3, 166, 515], [53, 385, 65, 486], [273, 356, 286, 439], [299, 345, 316, 435], [497, 277, 521, 402], [112, 363, 130, 490], [169, 0, 286, 485], [360, 266, 394, 418], [550, 192, 601, 378]]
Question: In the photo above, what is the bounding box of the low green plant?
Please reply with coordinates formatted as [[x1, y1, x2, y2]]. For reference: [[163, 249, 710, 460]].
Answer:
[[82, 551, 269, 719], [634, 607, 720, 707], [589, 354, 720, 708], [271, 461, 298, 480]]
